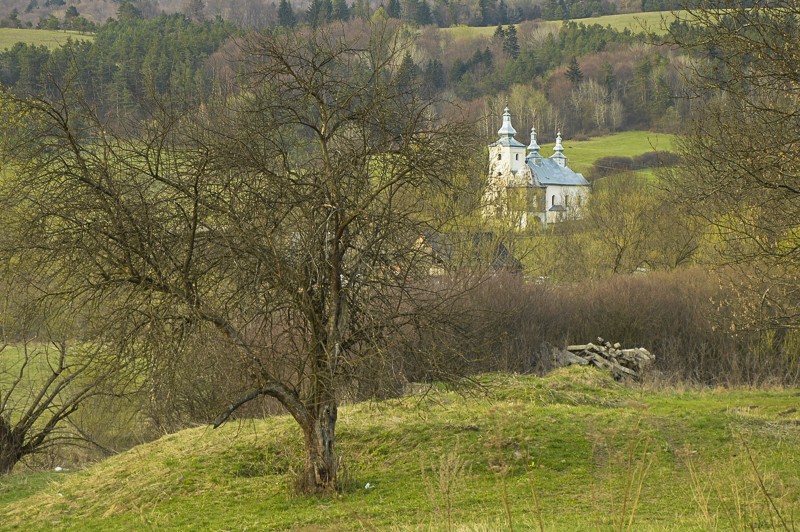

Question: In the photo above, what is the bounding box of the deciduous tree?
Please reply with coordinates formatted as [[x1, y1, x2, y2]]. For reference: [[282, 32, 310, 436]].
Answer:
[[665, 1, 800, 331], [0, 21, 481, 492]]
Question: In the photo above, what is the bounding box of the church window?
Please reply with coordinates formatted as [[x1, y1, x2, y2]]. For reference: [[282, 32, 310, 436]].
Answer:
[[497, 153, 501, 160], [515, 154, 519, 161], [551, 194, 556, 206]]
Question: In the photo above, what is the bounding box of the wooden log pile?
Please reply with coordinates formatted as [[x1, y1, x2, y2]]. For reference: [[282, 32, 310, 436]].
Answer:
[[551, 337, 655, 380]]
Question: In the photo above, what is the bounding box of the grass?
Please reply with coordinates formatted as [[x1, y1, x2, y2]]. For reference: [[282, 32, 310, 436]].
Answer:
[[544, 130, 676, 175], [440, 10, 681, 40], [0, 28, 93, 51], [568, 10, 683, 34], [1, 366, 798, 530]]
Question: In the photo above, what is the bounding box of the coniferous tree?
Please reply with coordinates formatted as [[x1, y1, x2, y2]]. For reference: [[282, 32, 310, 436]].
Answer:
[[395, 51, 419, 93], [183, 0, 206, 21], [493, 24, 505, 40], [497, 0, 508, 23], [478, 0, 493, 26], [5, 8, 21, 28], [353, 0, 371, 19], [278, 0, 297, 27], [414, 0, 433, 25], [322, 0, 334, 23], [565, 55, 583, 86], [423, 58, 445, 92], [386, 0, 401, 18], [502, 24, 519, 58], [600, 60, 615, 98], [481, 47, 493, 68], [307, 0, 332, 27], [117, 0, 143, 21], [332, 0, 350, 21]]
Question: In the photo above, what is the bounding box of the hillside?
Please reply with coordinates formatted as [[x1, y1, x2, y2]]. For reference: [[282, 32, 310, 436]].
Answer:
[[0, 28, 91, 50], [555, 130, 675, 175], [440, 10, 681, 40], [2, 367, 798, 530]]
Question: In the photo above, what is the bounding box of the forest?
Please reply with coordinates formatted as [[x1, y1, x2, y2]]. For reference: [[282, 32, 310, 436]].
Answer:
[[0, 3, 689, 140]]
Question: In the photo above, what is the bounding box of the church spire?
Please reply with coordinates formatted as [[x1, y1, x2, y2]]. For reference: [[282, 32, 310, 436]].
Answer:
[[497, 106, 517, 139], [527, 125, 540, 152], [527, 125, 541, 164], [550, 130, 567, 167]]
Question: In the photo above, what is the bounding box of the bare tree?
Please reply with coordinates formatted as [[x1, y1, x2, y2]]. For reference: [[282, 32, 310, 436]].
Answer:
[[0, 267, 127, 475], [664, 2, 800, 331], [586, 174, 655, 275], [0, 21, 482, 491]]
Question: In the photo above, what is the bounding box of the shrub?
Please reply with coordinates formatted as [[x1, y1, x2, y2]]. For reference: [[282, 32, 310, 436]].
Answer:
[[591, 152, 682, 179], [414, 268, 799, 386], [590, 156, 635, 178], [632, 150, 681, 168]]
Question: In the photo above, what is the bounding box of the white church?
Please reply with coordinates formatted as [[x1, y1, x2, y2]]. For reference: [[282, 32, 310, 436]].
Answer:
[[485, 107, 591, 229]]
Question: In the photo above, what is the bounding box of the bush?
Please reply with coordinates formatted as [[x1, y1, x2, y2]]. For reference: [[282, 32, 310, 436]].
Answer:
[[632, 150, 681, 168], [414, 268, 799, 386], [590, 156, 635, 178], [591, 151, 682, 179]]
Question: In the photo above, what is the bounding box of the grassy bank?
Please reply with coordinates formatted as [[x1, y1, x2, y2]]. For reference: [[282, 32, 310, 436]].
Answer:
[[1, 366, 798, 530]]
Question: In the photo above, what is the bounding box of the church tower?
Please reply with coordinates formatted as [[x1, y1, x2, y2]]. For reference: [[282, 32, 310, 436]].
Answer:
[[488, 107, 527, 179]]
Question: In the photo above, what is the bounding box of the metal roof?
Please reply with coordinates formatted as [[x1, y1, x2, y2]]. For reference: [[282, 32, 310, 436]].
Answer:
[[490, 137, 527, 148], [528, 157, 590, 187], [497, 106, 517, 137]]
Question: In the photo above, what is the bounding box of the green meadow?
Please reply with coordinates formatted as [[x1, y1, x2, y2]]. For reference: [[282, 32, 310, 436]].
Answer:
[[1, 367, 798, 530], [568, 10, 683, 34], [559, 130, 676, 175], [440, 10, 681, 40], [0, 28, 93, 50]]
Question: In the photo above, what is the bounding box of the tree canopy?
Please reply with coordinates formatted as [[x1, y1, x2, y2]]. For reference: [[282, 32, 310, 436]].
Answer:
[[665, 2, 800, 331]]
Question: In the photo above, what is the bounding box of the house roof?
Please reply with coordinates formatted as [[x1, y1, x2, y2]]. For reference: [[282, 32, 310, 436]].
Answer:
[[527, 156, 590, 187]]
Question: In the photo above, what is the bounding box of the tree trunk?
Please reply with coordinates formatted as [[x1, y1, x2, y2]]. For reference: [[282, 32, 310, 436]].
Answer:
[[0, 420, 23, 476], [300, 399, 338, 493]]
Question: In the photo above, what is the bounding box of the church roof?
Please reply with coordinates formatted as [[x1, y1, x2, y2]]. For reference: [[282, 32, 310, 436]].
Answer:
[[528, 157, 590, 187], [490, 137, 526, 148], [490, 106, 526, 148], [497, 106, 517, 137]]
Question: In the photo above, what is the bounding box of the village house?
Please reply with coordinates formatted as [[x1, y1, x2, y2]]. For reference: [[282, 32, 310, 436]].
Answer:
[[485, 107, 591, 229]]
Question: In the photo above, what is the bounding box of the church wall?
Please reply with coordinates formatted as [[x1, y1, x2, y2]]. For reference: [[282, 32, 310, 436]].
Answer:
[[544, 184, 591, 224]]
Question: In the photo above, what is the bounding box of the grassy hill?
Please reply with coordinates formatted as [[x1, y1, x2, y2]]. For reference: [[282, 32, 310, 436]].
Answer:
[[1, 366, 798, 530], [441, 10, 681, 40], [0, 28, 93, 50], [529, 130, 676, 175], [568, 10, 683, 33], [560, 130, 676, 175]]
